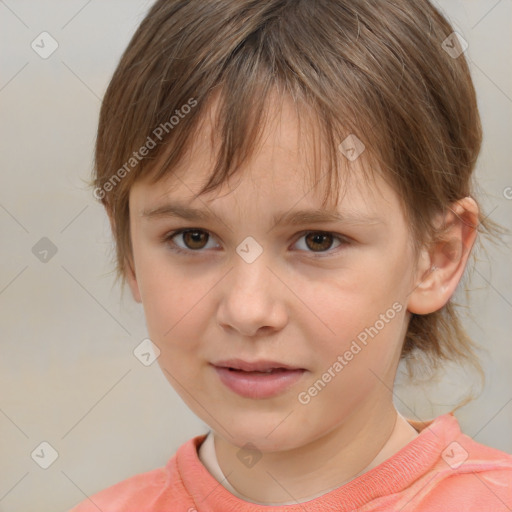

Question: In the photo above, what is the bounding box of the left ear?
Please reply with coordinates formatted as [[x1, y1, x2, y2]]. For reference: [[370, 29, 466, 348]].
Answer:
[[407, 197, 479, 315]]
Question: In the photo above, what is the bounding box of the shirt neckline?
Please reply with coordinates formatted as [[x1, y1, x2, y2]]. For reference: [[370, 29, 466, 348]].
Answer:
[[175, 413, 460, 511]]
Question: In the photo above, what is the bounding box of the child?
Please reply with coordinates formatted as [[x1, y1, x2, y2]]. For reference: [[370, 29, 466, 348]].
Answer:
[[72, 0, 512, 510]]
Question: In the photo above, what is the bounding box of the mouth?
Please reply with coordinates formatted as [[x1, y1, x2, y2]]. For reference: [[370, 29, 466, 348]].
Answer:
[[211, 359, 307, 399], [213, 358, 304, 372], [225, 367, 294, 374]]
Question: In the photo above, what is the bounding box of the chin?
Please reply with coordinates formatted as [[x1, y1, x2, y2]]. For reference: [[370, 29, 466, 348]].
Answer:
[[213, 407, 314, 452]]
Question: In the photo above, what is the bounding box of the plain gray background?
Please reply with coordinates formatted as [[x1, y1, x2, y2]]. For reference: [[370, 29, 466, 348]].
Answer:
[[0, 1, 511, 511]]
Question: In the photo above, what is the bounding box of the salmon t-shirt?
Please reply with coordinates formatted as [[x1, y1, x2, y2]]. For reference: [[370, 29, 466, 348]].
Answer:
[[69, 413, 512, 511]]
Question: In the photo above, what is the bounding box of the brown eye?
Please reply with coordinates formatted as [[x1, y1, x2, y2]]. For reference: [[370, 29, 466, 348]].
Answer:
[[293, 231, 347, 256], [164, 229, 216, 254], [304, 232, 335, 252], [164, 229, 347, 257], [181, 230, 209, 250]]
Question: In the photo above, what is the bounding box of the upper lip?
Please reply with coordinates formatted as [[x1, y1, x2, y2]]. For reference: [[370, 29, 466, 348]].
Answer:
[[212, 358, 303, 372]]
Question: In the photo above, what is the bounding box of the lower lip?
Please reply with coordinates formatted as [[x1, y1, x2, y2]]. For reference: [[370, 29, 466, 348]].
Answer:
[[213, 366, 306, 399]]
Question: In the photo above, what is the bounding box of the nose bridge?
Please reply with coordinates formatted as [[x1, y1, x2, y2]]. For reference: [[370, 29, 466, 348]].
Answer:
[[217, 241, 287, 335], [229, 240, 272, 299]]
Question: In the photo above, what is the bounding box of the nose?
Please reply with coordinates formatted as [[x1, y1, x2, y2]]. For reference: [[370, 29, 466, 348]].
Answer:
[[216, 253, 288, 338]]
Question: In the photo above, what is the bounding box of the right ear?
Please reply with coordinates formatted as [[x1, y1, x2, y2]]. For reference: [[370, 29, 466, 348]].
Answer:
[[107, 208, 142, 303]]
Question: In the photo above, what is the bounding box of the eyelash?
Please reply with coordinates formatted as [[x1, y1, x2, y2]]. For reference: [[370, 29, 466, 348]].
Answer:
[[162, 228, 350, 258]]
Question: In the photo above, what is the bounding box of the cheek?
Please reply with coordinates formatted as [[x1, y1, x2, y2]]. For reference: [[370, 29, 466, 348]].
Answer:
[[302, 269, 407, 366], [142, 279, 203, 345], [134, 253, 221, 363], [133, 246, 187, 334]]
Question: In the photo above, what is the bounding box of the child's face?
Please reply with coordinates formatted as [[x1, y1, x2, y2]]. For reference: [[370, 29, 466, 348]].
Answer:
[[127, 94, 420, 451]]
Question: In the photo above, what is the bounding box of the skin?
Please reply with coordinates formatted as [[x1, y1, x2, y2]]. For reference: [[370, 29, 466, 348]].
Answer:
[[122, 92, 479, 504]]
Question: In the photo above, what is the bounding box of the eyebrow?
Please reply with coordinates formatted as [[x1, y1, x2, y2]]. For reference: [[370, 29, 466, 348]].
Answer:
[[140, 202, 383, 227]]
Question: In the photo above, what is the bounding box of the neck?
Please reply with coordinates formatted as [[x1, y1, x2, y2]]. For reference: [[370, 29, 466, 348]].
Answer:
[[212, 401, 418, 505]]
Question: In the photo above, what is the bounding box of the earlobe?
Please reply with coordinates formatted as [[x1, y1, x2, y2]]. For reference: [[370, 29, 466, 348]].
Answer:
[[407, 197, 479, 315]]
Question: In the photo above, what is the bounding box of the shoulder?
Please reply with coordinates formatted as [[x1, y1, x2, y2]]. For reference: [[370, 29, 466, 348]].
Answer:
[[68, 436, 205, 512], [437, 435, 512, 508], [412, 414, 512, 511], [418, 462, 512, 511], [68, 466, 171, 512]]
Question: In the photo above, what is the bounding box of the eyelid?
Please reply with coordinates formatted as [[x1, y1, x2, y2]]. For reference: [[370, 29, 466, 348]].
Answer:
[[162, 228, 351, 257]]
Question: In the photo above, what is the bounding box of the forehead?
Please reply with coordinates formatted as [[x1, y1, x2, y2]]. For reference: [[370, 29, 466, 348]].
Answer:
[[130, 91, 396, 223]]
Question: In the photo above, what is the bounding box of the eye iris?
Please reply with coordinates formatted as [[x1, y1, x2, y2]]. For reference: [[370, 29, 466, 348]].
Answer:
[[183, 230, 208, 249], [305, 232, 333, 252]]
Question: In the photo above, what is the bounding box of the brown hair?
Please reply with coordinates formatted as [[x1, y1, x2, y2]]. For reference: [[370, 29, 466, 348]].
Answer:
[[92, 0, 500, 378]]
